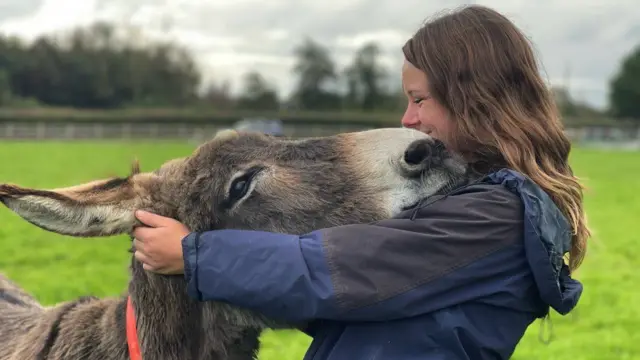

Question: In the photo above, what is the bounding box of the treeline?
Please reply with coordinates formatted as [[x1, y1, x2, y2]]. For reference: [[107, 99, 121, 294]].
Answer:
[[0, 21, 404, 114], [0, 21, 637, 122], [0, 23, 199, 109]]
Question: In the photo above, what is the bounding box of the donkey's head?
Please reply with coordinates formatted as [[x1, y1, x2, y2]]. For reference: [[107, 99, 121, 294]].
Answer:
[[0, 128, 467, 237]]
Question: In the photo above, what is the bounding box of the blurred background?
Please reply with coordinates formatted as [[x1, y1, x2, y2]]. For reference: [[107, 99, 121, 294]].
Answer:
[[0, 1, 638, 359]]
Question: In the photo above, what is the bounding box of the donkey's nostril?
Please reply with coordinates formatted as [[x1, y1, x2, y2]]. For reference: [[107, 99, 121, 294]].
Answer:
[[404, 138, 447, 168], [404, 140, 432, 165]]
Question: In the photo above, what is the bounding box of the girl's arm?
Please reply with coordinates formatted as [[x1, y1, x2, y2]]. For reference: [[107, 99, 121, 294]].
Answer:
[[182, 182, 545, 324]]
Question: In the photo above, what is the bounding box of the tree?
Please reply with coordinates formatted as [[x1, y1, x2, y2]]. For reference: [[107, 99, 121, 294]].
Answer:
[[142, 41, 201, 106], [343, 42, 389, 111], [202, 79, 235, 110], [0, 69, 12, 105], [290, 37, 340, 110], [551, 85, 604, 121], [0, 35, 28, 99], [609, 45, 640, 120], [236, 71, 280, 111]]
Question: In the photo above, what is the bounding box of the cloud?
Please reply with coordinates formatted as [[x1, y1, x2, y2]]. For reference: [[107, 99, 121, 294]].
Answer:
[[0, 0, 102, 38], [0, 0, 44, 23], [0, 0, 638, 109]]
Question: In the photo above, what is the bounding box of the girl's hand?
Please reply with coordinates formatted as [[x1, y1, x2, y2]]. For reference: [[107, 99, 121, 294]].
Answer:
[[132, 210, 191, 275]]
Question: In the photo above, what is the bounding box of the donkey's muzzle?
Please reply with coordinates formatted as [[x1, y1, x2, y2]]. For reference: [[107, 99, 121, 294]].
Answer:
[[403, 138, 447, 169]]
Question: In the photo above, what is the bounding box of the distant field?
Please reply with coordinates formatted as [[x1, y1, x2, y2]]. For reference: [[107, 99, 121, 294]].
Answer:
[[0, 141, 638, 360]]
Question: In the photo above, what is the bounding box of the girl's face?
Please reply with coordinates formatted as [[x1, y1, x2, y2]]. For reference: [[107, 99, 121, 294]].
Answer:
[[400, 60, 455, 149]]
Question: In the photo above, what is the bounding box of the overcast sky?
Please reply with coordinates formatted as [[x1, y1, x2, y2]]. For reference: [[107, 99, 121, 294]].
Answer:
[[0, 0, 638, 110]]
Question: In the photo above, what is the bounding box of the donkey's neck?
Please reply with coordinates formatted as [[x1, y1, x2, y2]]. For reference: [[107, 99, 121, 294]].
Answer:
[[128, 261, 262, 360]]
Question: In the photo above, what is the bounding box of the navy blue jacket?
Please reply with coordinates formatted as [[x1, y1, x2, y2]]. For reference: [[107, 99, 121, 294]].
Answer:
[[181, 169, 583, 359]]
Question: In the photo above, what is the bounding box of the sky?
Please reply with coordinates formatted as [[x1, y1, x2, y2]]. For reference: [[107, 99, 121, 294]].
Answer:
[[0, 0, 638, 110]]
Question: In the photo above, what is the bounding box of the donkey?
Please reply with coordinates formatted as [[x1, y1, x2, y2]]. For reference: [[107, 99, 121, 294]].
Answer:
[[0, 127, 468, 360]]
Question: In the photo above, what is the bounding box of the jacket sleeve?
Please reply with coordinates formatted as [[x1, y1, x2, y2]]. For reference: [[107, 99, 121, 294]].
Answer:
[[182, 184, 525, 323]]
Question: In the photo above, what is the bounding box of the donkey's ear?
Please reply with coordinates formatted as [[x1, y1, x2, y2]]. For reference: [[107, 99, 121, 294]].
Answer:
[[0, 171, 156, 237]]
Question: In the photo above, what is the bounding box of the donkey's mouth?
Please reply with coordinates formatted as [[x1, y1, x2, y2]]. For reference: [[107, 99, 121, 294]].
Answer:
[[400, 200, 422, 212]]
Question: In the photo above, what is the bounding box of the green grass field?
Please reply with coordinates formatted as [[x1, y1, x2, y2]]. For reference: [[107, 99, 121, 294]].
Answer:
[[0, 141, 638, 359]]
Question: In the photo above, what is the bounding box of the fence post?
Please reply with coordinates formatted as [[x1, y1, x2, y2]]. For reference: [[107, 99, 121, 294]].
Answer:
[[122, 123, 132, 140], [94, 123, 104, 139], [65, 124, 74, 139], [35, 122, 45, 140], [6, 122, 14, 138], [150, 123, 159, 138]]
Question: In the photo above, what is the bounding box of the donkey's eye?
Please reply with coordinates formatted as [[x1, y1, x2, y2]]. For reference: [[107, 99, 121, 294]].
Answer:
[[227, 167, 261, 204], [229, 177, 250, 201]]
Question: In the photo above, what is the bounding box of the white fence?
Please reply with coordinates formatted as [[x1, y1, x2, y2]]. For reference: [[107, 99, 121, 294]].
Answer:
[[0, 121, 376, 141], [0, 121, 638, 148], [565, 126, 640, 149]]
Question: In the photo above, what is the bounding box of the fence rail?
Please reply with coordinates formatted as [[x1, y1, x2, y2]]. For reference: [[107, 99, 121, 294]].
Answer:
[[0, 121, 377, 141], [0, 121, 639, 147]]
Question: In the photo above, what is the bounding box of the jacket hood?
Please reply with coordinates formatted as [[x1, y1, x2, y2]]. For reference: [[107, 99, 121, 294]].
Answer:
[[487, 169, 583, 316]]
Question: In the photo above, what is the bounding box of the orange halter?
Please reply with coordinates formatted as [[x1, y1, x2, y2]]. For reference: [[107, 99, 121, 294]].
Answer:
[[126, 296, 143, 360]]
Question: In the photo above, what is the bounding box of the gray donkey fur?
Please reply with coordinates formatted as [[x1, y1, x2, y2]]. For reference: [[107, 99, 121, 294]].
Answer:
[[0, 128, 468, 360]]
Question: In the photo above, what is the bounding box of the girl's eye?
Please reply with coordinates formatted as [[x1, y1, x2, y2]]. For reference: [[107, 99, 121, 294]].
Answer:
[[413, 94, 432, 104]]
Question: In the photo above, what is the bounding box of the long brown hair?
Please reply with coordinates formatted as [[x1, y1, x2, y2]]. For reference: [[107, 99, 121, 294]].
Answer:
[[402, 5, 590, 273]]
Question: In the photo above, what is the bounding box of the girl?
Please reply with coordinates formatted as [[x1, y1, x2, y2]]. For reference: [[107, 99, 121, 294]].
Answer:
[[133, 5, 589, 359]]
